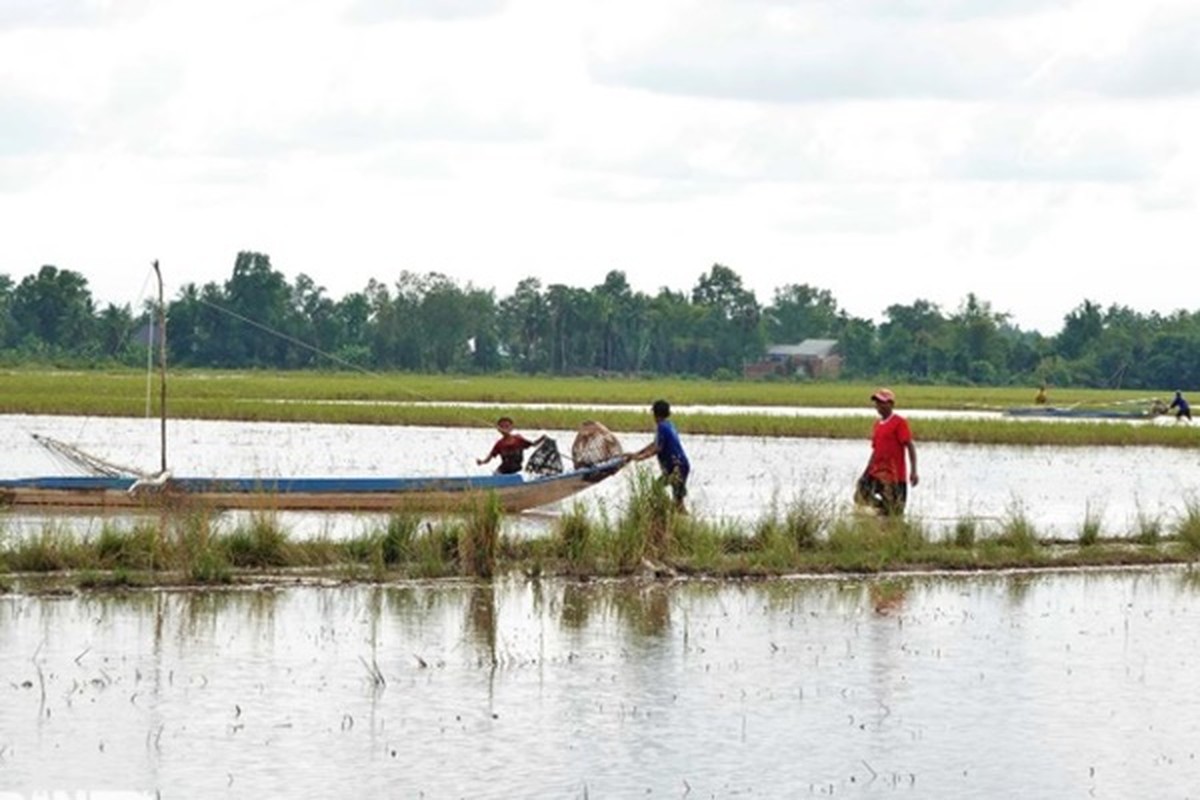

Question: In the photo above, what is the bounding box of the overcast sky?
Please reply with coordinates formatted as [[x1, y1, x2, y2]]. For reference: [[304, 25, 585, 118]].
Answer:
[[1, 0, 1197, 334]]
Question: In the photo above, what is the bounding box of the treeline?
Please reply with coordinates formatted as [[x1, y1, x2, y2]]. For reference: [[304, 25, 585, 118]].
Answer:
[[1, 251, 1198, 390]]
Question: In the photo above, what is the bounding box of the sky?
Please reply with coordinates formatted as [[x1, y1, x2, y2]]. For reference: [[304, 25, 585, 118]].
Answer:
[[1, 0, 1198, 335]]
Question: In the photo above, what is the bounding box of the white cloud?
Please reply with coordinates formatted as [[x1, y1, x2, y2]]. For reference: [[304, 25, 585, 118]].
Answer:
[[346, 0, 508, 24], [0, 0, 1197, 334]]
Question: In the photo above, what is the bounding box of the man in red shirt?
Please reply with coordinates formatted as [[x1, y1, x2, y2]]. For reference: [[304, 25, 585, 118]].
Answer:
[[856, 388, 919, 516]]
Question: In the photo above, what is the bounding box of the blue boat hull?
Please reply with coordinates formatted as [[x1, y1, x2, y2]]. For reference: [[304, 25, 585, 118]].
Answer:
[[0, 459, 625, 513]]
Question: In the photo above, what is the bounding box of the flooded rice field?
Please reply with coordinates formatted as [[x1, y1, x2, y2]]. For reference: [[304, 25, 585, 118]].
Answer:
[[276, 398, 1005, 420], [3, 570, 1200, 797], [1, 414, 1197, 540]]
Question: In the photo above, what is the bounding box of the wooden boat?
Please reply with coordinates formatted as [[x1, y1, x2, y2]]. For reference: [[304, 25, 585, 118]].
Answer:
[[0, 459, 625, 513], [0, 262, 627, 514]]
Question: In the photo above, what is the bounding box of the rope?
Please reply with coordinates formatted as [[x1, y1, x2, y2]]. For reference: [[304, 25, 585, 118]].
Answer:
[[194, 296, 379, 377], [189, 292, 503, 429]]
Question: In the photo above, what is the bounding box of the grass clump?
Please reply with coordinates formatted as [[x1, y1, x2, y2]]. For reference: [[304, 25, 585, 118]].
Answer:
[[171, 511, 232, 583], [459, 493, 501, 578], [382, 514, 419, 564], [1079, 504, 1103, 547], [995, 504, 1038, 555], [190, 548, 233, 584], [96, 522, 163, 570], [222, 513, 291, 568], [608, 468, 677, 572], [411, 521, 458, 578], [952, 516, 978, 548], [5, 525, 84, 572], [1134, 509, 1163, 545], [556, 503, 595, 571], [1173, 498, 1200, 555], [340, 513, 423, 580], [753, 494, 829, 560]]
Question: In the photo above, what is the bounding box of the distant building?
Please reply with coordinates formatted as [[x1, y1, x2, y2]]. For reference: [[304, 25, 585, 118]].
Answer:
[[743, 339, 842, 380]]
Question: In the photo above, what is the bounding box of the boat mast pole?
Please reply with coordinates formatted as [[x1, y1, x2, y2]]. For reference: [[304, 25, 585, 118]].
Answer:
[[152, 260, 167, 474]]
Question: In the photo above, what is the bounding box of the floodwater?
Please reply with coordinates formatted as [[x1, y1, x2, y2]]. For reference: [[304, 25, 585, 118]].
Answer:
[[3, 570, 1200, 797], [1, 414, 1198, 540], [268, 398, 1005, 420]]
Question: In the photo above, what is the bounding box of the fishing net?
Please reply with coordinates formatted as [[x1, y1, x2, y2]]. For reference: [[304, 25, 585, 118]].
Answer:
[[31, 433, 148, 478], [525, 437, 564, 476], [572, 421, 623, 468]]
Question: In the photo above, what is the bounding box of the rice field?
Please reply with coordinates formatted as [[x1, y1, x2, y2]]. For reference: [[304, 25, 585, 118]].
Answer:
[[0, 368, 1193, 447]]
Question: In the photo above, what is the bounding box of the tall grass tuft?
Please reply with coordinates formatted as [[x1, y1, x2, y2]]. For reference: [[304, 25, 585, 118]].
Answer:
[[824, 512, 928, 570], [996, 503, 1038, 554], [6, 524, 82, 572], [782, 494, 832, 551], [1174, 497, 1200, 555], [413, 521, 459, 578], [556, 503, 593, 569], [751, 512, 797, 570], [223, 513, 291, 568], [1079, 504, 1103, 547], [953, 516, 978, 548], [1133, 507, 1163, 545], [96, 522, 163, 570], [612, 469, 675, 571], [170, 510, 229, 581], [382, 514, 419, 565], [459, 493, 501, 578], [673, 515, 728, 571]]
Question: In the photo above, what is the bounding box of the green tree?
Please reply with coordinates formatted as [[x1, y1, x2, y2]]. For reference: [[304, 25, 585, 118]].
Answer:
[[0, 274, 13, 348], [9, 265, 96, 353], [419, 273, 475, 372], [223, 252, 292, 366], [833, 313, 877, 377], [367, 275, 423, 369], [332, 290, 371, 368], [877, 300, 947, 380], [644, 288, 705, 375], [946, 294, 1010, 383], [95, 303, 136, 361], [1056, 300, 1104, 360], [498, 277, 550, 372], [690, 264, 765, 375], [766, 284, 839, 343]]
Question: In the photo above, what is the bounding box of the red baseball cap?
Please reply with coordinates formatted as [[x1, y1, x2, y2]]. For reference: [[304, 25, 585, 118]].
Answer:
[[870, 388, 895, 404]]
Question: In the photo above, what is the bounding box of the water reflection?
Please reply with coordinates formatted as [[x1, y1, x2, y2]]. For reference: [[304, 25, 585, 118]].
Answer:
[[4, 571, 1200, 796], [465, 583, 497, 667]]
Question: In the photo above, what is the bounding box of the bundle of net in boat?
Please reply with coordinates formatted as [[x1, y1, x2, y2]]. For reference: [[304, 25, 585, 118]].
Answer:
[[525, 438, 564, 476], [571, 421, 623, 468]]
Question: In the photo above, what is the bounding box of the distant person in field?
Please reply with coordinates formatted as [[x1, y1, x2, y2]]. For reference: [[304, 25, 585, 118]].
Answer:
[[856, 388, 919, 516], [1035, 384, 1048, 405], [1169, 391, 1192, 423], [478, 417, 546, 474], [626, 399, 691, 512]]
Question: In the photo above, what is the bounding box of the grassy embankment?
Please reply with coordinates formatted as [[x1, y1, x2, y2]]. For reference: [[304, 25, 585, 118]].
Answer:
[[0, 368, 1194, 448], [2, 471, 1198, 595]]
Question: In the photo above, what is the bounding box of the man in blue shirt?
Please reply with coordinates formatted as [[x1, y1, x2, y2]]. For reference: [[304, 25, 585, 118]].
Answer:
[[1169, 390, 1192, 422], [627, 399, 691, 512]]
